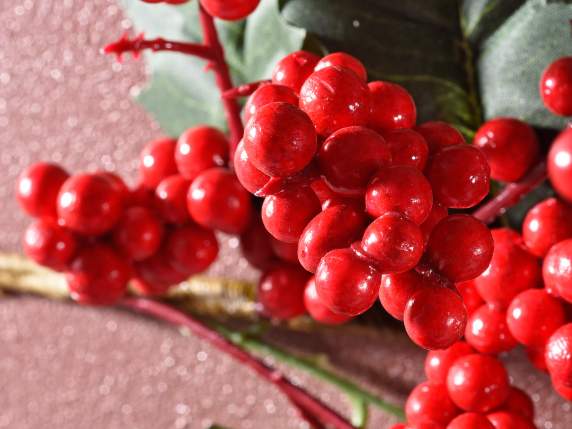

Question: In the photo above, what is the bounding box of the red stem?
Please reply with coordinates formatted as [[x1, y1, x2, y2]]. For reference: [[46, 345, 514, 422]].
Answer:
[[473, 161, 547, 224], [120, 297, 354, 429], [223, 80, 272, 99]]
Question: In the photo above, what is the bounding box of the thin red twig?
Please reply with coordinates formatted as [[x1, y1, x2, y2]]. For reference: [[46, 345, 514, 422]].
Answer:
[[223, 80, 272, 99]]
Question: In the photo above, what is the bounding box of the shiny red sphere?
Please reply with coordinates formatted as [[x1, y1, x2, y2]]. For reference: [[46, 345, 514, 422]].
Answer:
[[304, 277, 350, 325], [175, 126, 228, 181], [271, 50, 320, 93], [270, 238, 298, 263], [420, 203, 448, 245], [112, 206, 164, 261], [486, 412, 535, 429], [415, 121, 465, 155], [243, 84, 298, 124], [233, 140, 271, 195], [540, 56, 572, 116], [200, 0, 260, 21], [425, 341, 474, 384], [368, 81, 416, 130], [548, 128, 572, 202], [154, 175, 191, 224], [447, 413, 494, 429], [465, 304, 516, 354], [240, 219, 276, 270], [405, 381, 459, 426], [134, 251, 188, 295], [381, 128, 429, 170], [258, 264, 309, 320], [543, 239, 572, 303], [139, 138, 178, 189], [545, 323, 572, 386], [456, 280, 485, 315], [165, 224, 219, 275], [379, 270, 430, 320], [23, 219, 76, 270], [553, 377, 572, 401], [501, 387, 534, 421], [522, 197, 572, 257], [315, 52, 367, 81]]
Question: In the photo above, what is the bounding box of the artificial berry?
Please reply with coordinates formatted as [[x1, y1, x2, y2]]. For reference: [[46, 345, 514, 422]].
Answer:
[[553, 377, 572, 401], [540, 56, 572, 116], [139, 138, 178, 189], [298, 204, 365, 272], [447, 413, 494, 429], [404, 285, 467, 350], [300, 66, 370, 135], [548, 128, 572, 202], [501, 387, 534, 421], [23, 219, 76, 270], [465, 304, 516, 354], [368, 81, 416, 130], [427, 145, 490, 209], [127, 183, 155, 208], [522, 197, 572, 257], [420, 203, 448, 245], [381, 128, 429, 170], [304, 277, 350, 325], [545, 323, 572, 386], [187, 167, 252, 234], [154, 175, 191, 224], [425, 341, 475, 384], [262, 185, 321, 243], [97, 171, 129, 200], [447, 354, 509, 413], [175, 126, 229, 181], [112, 206, 163, 261], [526, 346, 548, 372], [233, 140, 271, 195], [405, 423, 445, 429], [243, 84, 298, 124], [473, 228, 540, 308], [134, 251, 188, 294], [16, 162, 69, 219], [199, 0, 260, 21], [473, 118, 539, 182], [365, 165, 433, 224], [243, 102, 317, 177], [315, 247, 381, 316], [543, 239, 572, 303], [315, 52, 367, 81], [405, 381, 459, 426], [317, 126, 391, 192], [425, 215, 494, 283], [486, 412, 535, 429], [164, 224, 219, 275], [310, 177, 363, 211], [240, 219, 276, 270], [270, 237, 298, 263], [57, 173, 123, 236], [415, 122, 465, 155], [257, 264, 309, 320], [379, 270, 430, 320], [271, 50, 320, 93], [456, 280, 485, 315]]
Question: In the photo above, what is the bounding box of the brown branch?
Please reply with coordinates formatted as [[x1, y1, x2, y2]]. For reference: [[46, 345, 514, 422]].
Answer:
[[222, 80, 272, 99]]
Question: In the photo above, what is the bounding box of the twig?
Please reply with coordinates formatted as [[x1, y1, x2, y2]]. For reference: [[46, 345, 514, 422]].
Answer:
[[222, 80, 272, 99]]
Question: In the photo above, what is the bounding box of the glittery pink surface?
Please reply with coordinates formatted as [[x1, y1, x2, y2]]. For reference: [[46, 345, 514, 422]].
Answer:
[[0, 1, 570, 428]]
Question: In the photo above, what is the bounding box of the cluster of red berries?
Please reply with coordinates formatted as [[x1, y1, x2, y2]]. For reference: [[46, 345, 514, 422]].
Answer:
[[16, 126, 256, 304], [141, 0, 261, 22]]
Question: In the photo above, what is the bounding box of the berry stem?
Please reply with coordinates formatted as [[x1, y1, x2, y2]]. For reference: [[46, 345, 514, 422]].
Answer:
[[222, 80, 272, 99], [473, 161, 547, 224]]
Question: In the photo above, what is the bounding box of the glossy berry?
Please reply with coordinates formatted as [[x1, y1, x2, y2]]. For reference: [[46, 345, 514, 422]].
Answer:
[[446, 354, 509, 413], [304, 277, 350, 325], [233, 140, 271, 195], [427, 145, 490, 209], [298, 204, 365, 272], [127, 184, 155, 209], [553, 377, 572, 401], [16, 162, 69, 219], [317, 126, 391, 192], [425, 341, 474, 384], [548, 128, 572, 202], [545, 323, 572, 386], [187, 167, 252, 234], [360, 212, 424, 273], [175, 126, 229, 181], [98, 171, 129, 201], [420, 203, 448, 244], [415, 122, 465, 155], [507, 289, 565, 348], [134, 251, 188, 294], [447, 413, 494, 429], [23, 219, 76, 270], [258, 264, 309, 320], [139, 138, 178, 189], [165, 225, 218, 275], [543, 239, 572, 303], [262, 186, 321, 244], [473, 118, 539, 182], [379, 270, 431, 320], [405, 423, 444, 429], [473, 228, 540, 308], [425, 215, 494, 283], [365, 165, 433, 224], [315, 247, 381, 316], [486, 412, 535, 429], [66, 244, 130, 305], [240, 219, 276, 270], [300, 66, 370, 135], [540, 56, 572, 116], [112, 206, 163, 261], [456, 280, 485, 315], [315, 52, 367, 81], [269, 238, 298, 263], [271, 50, 320, 93], [502, 387, 534, 421], [243, 102, 317, 177], [405, 381, 459, 426], [243, 84, 298, 124], [368, 81, 416, 130], [522, 197, 572, 257], [57, 173, 123, 236], [465, 304, 516, 354], [527, 346, 548, 372], [404, 285, 467, 350], [154, 175, 191, 224], [310, 177, 363, 211], [381, 128, 429, 170], [200, 0, 259, 21]]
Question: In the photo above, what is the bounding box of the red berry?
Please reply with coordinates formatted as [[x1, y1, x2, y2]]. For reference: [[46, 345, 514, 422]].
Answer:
[[473, 118, 539, 182], [486, 412, 535, 429], [406, 423, 444, 429], [262, 186, 321, 243], [271, 50, 320, 93], [522, 197, 572, 257], [23, 219, 76, 270], [368, 81, 416, 130], [298, 204, 365, 272], [139, 138, 177, 189], [527, 345, 548, 372], [553, 377, 572, 401], [543, 239, 572, 303], [199, 0, 259, 20], [415, 122, 465, 155], [310, 177, 363, 211], [507, 289, 565, 348], [501, 387, 534, 421], [425, 215, 494, 283], [112, 206, 163, 261], [540, 56, 572, 116], [134, 251, 188, 294], [243, 102, 317, 177], [360, 212, 424, 273], [456, 280, 485, 315], [188, 167, 252, 234], [127, 184, 155, 209], [473, 228, 540, 308], [447, 413, 494, 429], [427, 145, 490, 209], [404, 285, 467, 350], [545, 323, 572, 386], [233, 140, 271, 195], [548, 128, 572, 202], [270, 237, 298, 263], [317, 126, 391, 192], [164, 224, 218, 275], [465, 304, 516, 354], [315, 52, 367, 81], [175, 126, 229, 181], [405, 381, 459, 426], [66, 244, 130, 305], [381, 128, 429, 170], [425, 341, 474, 384], [420, 203, 448, 245], [315, 247, 381, 316], [154, 175, 191, 224], [240, 219, 276, 270], [97, 172, 129, 200], [243, 84, 298, 124], [365, 165, 433, 224], [16, 162, 69, 219], [57, 173, 123, 236], [300, 66, 370, 136], [379, 270, 430, 320], [304, 277, 350, 325], [258, 264, 309, 320]]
